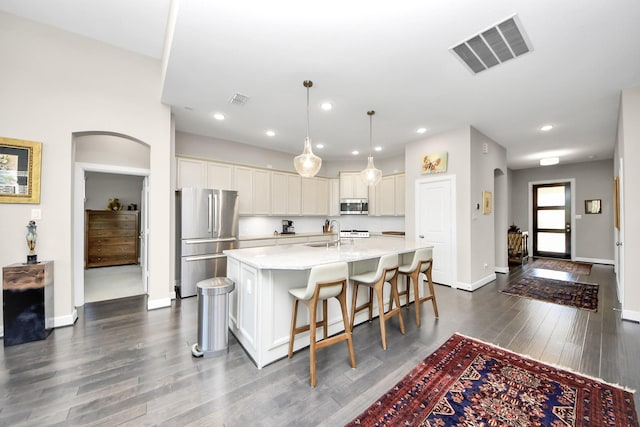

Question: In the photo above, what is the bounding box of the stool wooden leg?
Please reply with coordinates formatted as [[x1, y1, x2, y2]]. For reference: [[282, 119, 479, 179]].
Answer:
[[350, 283, 359, 331], [322, 300, 328, 339], [288, 298, 299, 358], [309, 299, 318, 387], [368, 288, 373, 321], [426, 263, 439, 318], [375, 285, 387, 350], [337, 289, 356, 369], [410, 271, 422, 327], [390, 276, 405, 335]]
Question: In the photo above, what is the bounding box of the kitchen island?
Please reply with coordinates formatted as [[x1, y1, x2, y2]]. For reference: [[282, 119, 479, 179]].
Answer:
[[224, 237, 432, 368]]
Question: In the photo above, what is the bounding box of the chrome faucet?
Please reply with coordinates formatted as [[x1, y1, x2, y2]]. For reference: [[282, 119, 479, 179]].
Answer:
[[330, 219, 340, 247]]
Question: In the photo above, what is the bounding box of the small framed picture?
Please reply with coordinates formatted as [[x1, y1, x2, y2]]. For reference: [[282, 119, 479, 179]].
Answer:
[[482, 191, 492, 214], [0, 137, 42, 204]]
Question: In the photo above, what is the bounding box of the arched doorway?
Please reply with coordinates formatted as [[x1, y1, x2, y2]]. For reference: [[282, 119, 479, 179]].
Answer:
[[72, 132, 150, 307]]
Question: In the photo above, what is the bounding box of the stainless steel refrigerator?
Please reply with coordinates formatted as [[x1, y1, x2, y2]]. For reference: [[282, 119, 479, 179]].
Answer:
[[176, 188, 239, 298]]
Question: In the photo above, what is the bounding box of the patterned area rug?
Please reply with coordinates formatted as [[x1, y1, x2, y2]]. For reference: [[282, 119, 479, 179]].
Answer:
[[346, 334, 637, 426], [501, 276, 599, 311], [531, 258, 592, 275]]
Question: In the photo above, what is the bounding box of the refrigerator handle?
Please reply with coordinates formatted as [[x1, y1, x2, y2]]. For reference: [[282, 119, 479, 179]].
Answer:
[[213, 193, 219, 234], [207, 193, 213, 233]]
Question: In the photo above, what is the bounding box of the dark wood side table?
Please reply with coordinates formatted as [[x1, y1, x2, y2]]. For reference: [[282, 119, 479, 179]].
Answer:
[[2, 261, 54, 346]]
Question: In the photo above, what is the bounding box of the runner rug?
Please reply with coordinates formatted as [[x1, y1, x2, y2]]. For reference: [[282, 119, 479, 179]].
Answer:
[[531, 258, 592, 275], [501, 275, 599, 311], [346, 334, 637, 426]]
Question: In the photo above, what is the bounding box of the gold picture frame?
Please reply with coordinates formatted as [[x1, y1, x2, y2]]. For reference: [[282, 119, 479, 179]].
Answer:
[[0, 137, 42, 204], [482, 191, 492, 214]]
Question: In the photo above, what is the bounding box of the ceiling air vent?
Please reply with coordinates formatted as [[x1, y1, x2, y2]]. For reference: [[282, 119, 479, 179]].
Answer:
[[451, 15, 532, 75], [229, 92, 250, 106]]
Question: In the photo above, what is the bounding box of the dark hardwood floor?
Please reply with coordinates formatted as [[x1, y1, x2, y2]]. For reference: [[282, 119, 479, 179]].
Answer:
[[1, 262, 638, 426]]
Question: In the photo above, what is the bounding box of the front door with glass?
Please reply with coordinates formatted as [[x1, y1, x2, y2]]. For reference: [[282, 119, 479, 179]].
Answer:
[[532, 182, 571, 259]]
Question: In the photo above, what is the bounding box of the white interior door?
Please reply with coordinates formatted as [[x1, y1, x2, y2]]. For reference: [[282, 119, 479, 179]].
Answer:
[[141, 176, 150, 293], [616, 160, 624, 303], [415, 176, 455, 286]]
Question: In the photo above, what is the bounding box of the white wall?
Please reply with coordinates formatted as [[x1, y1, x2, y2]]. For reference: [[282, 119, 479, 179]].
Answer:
[[0, 12, 172, 329], [618, 85, 640, 319]]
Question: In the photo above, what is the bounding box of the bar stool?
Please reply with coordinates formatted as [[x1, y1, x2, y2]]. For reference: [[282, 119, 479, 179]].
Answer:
[[288, 262, 356, 387], [349, 253, 405, 350], [396, 248, 439, 327]]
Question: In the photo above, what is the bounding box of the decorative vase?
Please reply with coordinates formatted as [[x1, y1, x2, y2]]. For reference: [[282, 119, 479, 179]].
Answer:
[[26, 220, 38, 264]]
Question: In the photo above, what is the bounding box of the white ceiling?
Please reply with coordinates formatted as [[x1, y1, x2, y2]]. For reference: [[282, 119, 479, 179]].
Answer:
[[2, 0, 640, 169]]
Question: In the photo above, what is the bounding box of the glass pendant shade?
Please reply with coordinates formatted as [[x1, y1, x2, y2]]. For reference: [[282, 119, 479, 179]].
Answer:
[[295, 80, 322, 178], [294, 137, 322, 177], [360, 110, 382, 186], [360, 156, 382, 186]]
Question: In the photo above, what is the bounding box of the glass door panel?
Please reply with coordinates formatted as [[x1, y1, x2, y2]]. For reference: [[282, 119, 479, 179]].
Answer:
[[532, 182, 571, 259]]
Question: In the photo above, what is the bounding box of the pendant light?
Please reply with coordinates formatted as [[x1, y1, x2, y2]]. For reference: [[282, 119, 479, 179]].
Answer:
[[360, 110, 382, 186], [294, 80, 322, 177]]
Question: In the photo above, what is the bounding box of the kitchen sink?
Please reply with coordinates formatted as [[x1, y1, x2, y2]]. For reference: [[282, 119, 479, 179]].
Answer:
[[305, 240, 342, 248]]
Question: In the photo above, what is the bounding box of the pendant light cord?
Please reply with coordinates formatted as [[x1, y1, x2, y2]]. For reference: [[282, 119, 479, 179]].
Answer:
[[304, 80, 313, 140], [367, 110, 375, 157]]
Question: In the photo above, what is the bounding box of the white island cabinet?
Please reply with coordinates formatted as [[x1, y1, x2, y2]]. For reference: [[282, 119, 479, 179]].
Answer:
[[224, 237, 432, 368]]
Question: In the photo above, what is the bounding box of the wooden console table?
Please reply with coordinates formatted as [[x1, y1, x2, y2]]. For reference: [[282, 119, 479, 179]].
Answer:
[[2, 261, 54, 346]]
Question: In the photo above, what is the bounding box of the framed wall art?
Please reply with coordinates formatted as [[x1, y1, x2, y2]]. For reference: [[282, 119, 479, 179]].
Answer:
[[421, 151, 448, 174], [0, 137, 42, 204], [482, 191, 492, 214]]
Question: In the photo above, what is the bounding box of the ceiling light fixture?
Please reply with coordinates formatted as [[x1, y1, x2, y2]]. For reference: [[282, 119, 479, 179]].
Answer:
[[316, 143, 324, 149], [213, 113, 225, 121], [321, 102, 333, 111], [540, 157, 559, 166], [540, 124, 553, 132], [265, 130, 276, 137], [360, 110, 383, 187], [374, 146, 382, 152], [417, 127, 427, 134], [352, 150, 359, 155], [293, 80, 322, 177]]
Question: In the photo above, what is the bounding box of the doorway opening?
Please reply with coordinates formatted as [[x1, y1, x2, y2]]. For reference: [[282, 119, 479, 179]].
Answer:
[[531, 181, 573, 259]]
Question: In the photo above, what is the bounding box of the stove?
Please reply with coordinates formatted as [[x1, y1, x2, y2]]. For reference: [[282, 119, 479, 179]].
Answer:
[[340, 230, 370, 238]]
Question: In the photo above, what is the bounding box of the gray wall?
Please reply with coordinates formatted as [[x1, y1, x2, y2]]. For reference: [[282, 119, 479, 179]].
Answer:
[[85, 172, 144, 210], [509, 159, 614, 262]]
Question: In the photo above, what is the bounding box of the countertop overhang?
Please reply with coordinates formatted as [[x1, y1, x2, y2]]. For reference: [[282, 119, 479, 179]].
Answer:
[[224, 237, 431, 270]]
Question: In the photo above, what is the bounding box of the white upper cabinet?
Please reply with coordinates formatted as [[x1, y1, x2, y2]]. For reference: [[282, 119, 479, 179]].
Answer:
[[301, 177, 329, 216], [339, 172, 368, 199], [271, 172, 301, 215], [235, 166, 271, 215], [329, 178, 340, 217], [176, 158, 206, 189], [206, 162, 234, 190], [369, 173, 406, 216]]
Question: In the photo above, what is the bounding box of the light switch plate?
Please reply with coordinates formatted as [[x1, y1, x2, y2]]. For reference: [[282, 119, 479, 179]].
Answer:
[[31, 208, 41, 220]]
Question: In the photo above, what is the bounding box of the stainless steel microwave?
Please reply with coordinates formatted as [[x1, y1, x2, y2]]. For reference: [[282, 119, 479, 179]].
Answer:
[[340, 199, 368, 215]]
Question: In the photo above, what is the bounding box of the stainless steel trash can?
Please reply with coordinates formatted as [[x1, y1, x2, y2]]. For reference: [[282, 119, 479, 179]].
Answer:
[[191, 277, 235, 358]]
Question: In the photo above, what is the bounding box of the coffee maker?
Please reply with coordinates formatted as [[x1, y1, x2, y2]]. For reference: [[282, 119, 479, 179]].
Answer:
[[282, 220, 295, 234]]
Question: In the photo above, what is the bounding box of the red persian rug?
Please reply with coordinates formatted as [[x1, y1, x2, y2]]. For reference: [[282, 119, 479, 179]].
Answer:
[[346, 334, 637, 426], [531, 258, 592, 275]]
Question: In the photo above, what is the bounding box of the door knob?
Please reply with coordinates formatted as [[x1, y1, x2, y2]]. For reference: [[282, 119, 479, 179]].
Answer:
[[418, 235, 424, 239], [616, 241, 623, 246]]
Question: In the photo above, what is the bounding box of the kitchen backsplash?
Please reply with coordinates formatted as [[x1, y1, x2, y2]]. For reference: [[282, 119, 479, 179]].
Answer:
[[239, 216, 405, 236]]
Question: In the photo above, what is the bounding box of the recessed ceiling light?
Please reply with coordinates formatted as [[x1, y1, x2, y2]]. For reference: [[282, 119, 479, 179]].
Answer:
[[184, 106, 193, 110], [540, 157, 559, 166], [540, 124, 553, 132], [417, 127, 427, 134], [265, 130, 276, 137], [374, 146, 382, 152], [213, 113, 225, 121], [321, 102, 333, 111], [352, 150, 359, 155], [316, 143, 324, 149]]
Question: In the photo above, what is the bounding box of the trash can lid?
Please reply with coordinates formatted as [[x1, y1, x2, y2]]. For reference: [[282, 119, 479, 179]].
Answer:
[[196, 277, 235, 295]]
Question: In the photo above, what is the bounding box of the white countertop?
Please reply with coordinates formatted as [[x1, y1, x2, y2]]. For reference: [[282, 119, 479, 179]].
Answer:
[[237, 232, 333, 241], [224, 237, 431, 270]]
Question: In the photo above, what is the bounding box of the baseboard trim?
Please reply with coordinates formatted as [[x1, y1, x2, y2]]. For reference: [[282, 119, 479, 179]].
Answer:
[[455, 273, 496, 292], [53, 309, 78, 328], [622, 309, 640, 323], [495, 266, 509, 274], [574, 257, 614, 265], [148, 297, 171, 310], [170, 290, 177, 300]]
